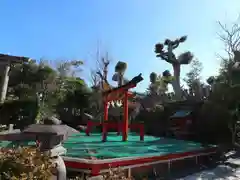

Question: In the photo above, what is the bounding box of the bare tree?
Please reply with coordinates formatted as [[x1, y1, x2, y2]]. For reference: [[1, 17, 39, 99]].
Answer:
[[88, 47, 112, 121], [218, 18, 240, 59], [90, 69, 99, 88], [218, 19, 240, 82], [97, 56, 110, 82], [218, 18, 240, 148], [90, 46, 111, 88]]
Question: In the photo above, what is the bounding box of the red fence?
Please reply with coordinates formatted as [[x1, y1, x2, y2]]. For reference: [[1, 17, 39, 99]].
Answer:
[[85, 121, 144, 141]]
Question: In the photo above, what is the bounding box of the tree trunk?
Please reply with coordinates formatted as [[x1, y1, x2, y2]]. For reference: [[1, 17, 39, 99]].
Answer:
[[172, 63, 182, 100], [118, 73, 124, 87], [0, 63, 10, 104]]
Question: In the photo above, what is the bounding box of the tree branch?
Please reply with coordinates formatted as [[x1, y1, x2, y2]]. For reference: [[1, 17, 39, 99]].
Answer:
[[218, 20, 240, 59], [158, 53, 175, 64], [172, 41, 180, 49]]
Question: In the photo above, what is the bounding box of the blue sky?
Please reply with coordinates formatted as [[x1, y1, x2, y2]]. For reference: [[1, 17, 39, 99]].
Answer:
[[0, 0, 240, 92]]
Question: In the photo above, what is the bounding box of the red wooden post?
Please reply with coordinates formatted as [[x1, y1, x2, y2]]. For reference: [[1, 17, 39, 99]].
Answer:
[[102, 101, 108, 141], [91, 164, 100, 176], [86, 121, 91, 136], [122, 91, 129, 141]]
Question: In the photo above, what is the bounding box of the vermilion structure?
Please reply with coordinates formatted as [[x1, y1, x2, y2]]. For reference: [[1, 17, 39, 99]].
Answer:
[[86, 73, 144, 142]]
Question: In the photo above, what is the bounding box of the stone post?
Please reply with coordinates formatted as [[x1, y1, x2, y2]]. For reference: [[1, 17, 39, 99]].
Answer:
[[0, 62, 10, 103], [8, 124, 14, 131], [38, 135, 67, 180]]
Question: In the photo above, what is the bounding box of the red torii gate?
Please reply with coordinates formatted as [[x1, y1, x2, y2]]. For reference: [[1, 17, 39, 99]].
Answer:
[[86, 74, 144, 142], [103, 84, 135, 141]]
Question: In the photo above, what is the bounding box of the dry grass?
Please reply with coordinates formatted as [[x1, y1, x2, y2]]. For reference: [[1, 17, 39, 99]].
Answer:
[[102, 168, 133, 180], [0, 147, 55, 180], [69, 167, 135, 180]]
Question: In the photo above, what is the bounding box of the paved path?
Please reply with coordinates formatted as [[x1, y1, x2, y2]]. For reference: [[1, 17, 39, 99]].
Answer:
[[181, 157, 240, 180]]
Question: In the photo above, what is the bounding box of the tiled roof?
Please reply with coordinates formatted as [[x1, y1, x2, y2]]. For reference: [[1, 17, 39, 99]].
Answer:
[[0, 53, 29, 63]]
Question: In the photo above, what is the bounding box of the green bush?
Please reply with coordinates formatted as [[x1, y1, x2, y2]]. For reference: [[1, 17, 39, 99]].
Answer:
[[0, 99, 38, 129], [195, 101, 231, 144]]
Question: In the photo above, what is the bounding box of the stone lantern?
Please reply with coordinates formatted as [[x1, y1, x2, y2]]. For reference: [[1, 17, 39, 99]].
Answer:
[[0, 121, 78, 180]]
